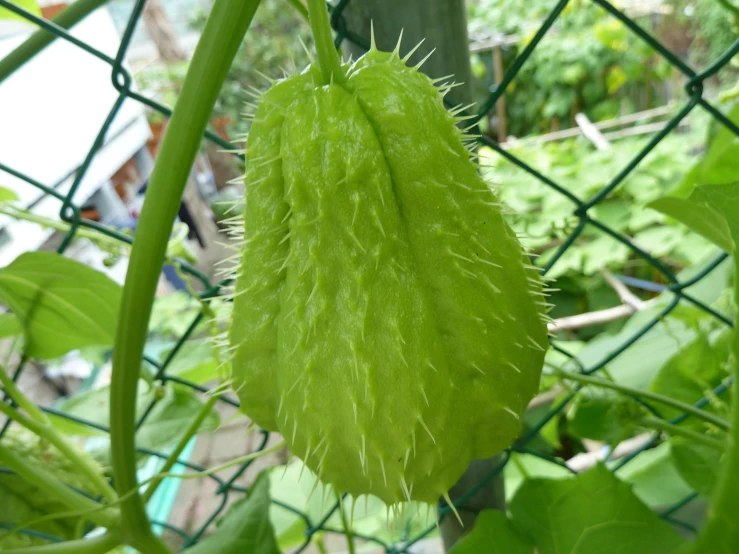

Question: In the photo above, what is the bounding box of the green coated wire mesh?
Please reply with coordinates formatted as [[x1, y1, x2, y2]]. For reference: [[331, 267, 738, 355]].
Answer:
[[0, 0, 737, 551]]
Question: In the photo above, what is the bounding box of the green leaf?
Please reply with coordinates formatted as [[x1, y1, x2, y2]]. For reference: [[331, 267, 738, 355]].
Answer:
[[55, 383, 219, 462], [504, 452, 572, 502], [184, 471, 280, 554], [699, 104, 739, 186], [149, 292, 201, 338], [509, 464, 686, 554], [268, 461, 435, 548], [448, 510, 534, 554], [0, 186, 19, 203], [691, 183, 739, 247], [0, 312, 22, 339], [670, 438, 722, 498], [576, 306, 701, 391], [567, 390, 642, 443], [162, 340, 224, 385], [648, 330, 731, 421], [0, 252, 122, 360], [579, 235, 630, 276], [615, 442, 693, 508], [647, 197, 733, 253], [0, 0, 40, 22], [52, 379, 155, 438], [135, 385, 220, 454], [0, 426, 97, 547]]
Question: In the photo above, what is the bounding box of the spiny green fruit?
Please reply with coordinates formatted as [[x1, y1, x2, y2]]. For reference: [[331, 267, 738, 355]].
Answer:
[[0, 426, 105, 548], [228, 30, 549, 507]]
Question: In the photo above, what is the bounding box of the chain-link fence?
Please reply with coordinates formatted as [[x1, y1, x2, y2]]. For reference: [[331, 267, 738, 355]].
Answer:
[[0, 0, 736, 552]]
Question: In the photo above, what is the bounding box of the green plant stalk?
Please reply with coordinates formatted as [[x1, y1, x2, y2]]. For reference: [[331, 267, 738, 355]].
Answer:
[[556, 369, 731, 431], [688, 257, 739, 553], [0, 206, 123, 250], [0, 401, 117, 503], [1, 531, 121, 554], [511, 453, 530, 478], [0, 444, 119, 529], [641, 417, 726, 451], [0, 361, 48, 423], [162, 440, 286, 479], [0, 0, 110, 85], [307, 0, 345, 85], [0, 440, 286, 554], [0, 206, 189, 263], [142, 394, 218, 502], [315, 536, 329, 554], [108, 0, 262, 551], [337, 492, 356, 554]]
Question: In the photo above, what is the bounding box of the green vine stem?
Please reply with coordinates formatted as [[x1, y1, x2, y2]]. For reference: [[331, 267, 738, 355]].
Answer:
[[142, 395, 218, 502], [556, 369, 731, 431], [307, 0, 345, 85], [337, 492, 357, 554], [640, 417, 726, 451], [0, 0, 110, 84], [688, 257, 739, 553], [0, 439, 283, 553], [0, 400, 117, 504], [0, 206, 124, 250], [0, 361, 48, 423], [0, 444, 119, 529], [2, 531, 121, 554], [0, 366, 117, 502], [109, 0, 261, 551], [150, 440, 287, 482], [0, 205, 196, 262]]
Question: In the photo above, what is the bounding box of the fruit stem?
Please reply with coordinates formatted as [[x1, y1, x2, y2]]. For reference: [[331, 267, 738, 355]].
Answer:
[[556, 369, 731, 431], [640, 417, 726, 451], [108, 0, 262, 551], [307, 0, 345, 85]]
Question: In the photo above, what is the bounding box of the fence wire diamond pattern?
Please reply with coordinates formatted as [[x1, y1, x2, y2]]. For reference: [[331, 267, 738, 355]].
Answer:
[[0, 0, 736, 551]]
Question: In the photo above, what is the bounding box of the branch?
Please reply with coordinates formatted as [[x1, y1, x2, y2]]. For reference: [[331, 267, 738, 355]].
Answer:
[[556, 369, 731, 431], [641, 417, 726, 451], [548, 299, 657, 332], [548, 271, 653, 332], [566, 433, 653, 472], [602, 270, 645, 310]]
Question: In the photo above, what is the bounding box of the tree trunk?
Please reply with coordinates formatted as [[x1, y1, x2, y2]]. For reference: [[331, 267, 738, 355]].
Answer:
[[341, 0, 473, 105], [142, 0, 187, 63]]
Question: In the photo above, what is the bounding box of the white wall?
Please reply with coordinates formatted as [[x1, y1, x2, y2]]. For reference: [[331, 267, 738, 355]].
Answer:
[[0, 6, 151, 266]]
